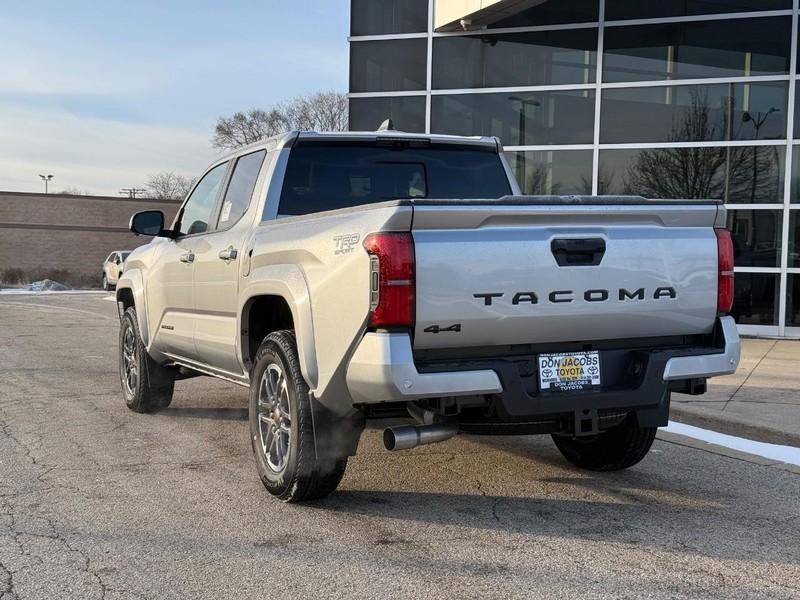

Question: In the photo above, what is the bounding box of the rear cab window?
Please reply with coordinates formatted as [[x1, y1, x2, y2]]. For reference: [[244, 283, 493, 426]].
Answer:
[[278, 140, 511, 216]]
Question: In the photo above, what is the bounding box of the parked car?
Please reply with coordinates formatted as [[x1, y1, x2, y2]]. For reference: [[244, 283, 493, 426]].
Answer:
[[115, 129, 740, 503], [102, 251, 130, 291]]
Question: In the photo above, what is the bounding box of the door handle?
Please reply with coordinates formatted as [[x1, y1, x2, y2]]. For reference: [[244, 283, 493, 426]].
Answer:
[[179, 252, 195, 264], [218, 246, 238, 261]]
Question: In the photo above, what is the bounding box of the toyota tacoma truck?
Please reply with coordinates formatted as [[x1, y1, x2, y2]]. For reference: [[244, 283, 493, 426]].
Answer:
[[116, 129, 740, 503]]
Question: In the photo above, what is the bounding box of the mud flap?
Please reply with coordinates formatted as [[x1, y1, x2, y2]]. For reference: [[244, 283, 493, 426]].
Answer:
[[309, 393, 365, 459]]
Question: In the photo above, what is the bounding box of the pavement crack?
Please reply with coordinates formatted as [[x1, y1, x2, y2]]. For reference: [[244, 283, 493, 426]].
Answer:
[[722, 340, 777, 412]]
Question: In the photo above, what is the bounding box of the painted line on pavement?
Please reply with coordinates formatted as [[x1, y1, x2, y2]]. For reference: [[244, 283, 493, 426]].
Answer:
[[664, 421, 800, 467]]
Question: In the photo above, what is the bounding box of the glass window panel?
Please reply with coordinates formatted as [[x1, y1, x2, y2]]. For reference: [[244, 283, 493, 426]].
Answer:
[[727, 209, 783, 268], [432, 30, 597, 89], [598, 146, 785, 204], [217, 150, 266, 229], [606, 0, 790, 21], [788, 211, 800, 268], [603, 17, 791, 82], [279, 144, 510, 216], [349, 39, 427, 93], [178, 162, 228, 236], [487, 0, 598, 27], [505, 150, 593, 195], [601, 82, 788, 144], [351, 0, 428, 35], [787, 274, 800, 326], [731, 273, 779, 326], [349, 96, 426, 133], [431, 90, 595, 146], [788, 145, 800, 203], [795, 94, 800, 138]]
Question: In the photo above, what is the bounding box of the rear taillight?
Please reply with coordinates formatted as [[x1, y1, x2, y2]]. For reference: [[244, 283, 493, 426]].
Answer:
[[716, 228, 734, 314], [363, 232, 415, 329]]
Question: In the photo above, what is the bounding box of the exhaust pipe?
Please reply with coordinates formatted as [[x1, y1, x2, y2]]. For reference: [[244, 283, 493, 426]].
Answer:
[[383, 423, 458, 451]]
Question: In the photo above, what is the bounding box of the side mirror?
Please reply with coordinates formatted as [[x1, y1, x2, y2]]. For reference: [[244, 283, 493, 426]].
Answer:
[[130, 210, 166, 237]]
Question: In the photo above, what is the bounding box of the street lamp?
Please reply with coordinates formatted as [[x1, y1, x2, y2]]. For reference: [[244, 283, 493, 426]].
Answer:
[[38, 174, 54, 194], [742, 107, 780, 202]]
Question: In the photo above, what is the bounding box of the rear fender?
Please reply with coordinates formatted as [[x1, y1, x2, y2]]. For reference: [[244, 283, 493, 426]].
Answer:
[[240, 264, 318, 390]]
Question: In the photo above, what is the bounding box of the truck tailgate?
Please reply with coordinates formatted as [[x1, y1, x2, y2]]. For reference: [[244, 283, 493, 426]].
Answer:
[[411, 200, 722, 350]]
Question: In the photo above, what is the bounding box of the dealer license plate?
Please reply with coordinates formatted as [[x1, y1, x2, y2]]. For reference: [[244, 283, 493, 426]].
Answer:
[[538, 351, 601, 392]]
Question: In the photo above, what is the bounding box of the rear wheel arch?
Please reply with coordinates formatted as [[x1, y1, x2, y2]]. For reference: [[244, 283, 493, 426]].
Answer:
[[241, 293, 317, 389]]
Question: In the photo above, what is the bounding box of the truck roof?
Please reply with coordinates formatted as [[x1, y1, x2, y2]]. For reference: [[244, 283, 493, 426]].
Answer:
[[217, 130, 501, 161]]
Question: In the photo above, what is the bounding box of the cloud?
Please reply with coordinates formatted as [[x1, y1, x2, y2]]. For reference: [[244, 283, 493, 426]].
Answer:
[[0, 104, 219, 195]]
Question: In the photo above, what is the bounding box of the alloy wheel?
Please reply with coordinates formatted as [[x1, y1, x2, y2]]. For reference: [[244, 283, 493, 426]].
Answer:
[[258, 363, 292, 473]]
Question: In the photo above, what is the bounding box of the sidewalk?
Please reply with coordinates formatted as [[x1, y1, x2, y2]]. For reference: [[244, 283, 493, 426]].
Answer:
[[671, 338, 800, 447]]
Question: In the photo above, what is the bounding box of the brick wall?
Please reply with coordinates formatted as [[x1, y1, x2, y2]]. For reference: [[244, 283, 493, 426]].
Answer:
[[0, 191, 180, 284]]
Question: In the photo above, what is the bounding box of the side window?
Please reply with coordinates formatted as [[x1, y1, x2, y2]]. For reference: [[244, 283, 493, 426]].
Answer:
[[217, 150, 266, 229], [178, 162, 228, 236]]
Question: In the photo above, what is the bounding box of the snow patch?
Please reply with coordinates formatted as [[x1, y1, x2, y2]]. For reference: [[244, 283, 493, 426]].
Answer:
[[664, 421, 800, 467]]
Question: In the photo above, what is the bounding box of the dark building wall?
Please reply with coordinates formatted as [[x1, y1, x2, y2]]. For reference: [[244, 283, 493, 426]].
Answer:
[[0, 191, 180, 283]]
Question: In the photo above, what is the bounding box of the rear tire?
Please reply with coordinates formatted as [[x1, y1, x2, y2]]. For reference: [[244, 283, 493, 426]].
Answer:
[[551, 414, 656, 471], [249, 330, 347, 502], [119, 307, 174, 413]]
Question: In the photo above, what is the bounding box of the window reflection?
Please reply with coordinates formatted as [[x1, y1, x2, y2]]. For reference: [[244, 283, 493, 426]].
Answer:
[[603, 17, 791, 82], [349, 39, 427, 93], [787, 275, 800, 327], [731, 273, 779, 326], [601, 82, 787, 144], [351, 0, 428, 36], [431, 90, 595, 146], [727, 210, 783, 268], [506, 150, 593, 195], [605, 0, 791, 20], [599, 146, 785, 204], [788, 211, 800, 268], [349, 96, 426, 133], [433, 30, 597, 89]]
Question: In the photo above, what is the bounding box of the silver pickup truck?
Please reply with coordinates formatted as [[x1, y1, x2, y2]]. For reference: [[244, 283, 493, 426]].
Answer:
[[117, 130, 740, 502]]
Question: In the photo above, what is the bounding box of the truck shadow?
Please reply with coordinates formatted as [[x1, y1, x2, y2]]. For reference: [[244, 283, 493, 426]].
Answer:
[[313, 435, 798, 565]]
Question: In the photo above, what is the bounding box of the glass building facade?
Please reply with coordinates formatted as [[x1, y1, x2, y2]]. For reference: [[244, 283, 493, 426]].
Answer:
[[348, 0, 800, 337]]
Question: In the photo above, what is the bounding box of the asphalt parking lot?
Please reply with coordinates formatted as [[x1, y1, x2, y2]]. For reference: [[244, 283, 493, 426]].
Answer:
[[1, 294, 799, 599]]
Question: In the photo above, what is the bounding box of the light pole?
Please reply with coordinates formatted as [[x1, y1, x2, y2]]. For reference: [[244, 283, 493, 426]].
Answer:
[[742, 107, 779, 202], [38, 174, 54, 194]]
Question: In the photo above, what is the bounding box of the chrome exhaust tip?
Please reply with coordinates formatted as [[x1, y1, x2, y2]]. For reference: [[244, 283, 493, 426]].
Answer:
[[383, 423, 458, 451]]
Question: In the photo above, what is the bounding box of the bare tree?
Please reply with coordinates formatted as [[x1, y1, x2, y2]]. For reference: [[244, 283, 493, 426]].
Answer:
[[281, 91, 349, 133], [212, 91, 348, 151], [620, 90, 781, 203], [212, 109, 289, 151], [145, 172, 197, 201]]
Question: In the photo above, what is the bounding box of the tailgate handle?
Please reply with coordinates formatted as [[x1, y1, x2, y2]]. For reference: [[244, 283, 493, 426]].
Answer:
[[551, 238, 606, 266]]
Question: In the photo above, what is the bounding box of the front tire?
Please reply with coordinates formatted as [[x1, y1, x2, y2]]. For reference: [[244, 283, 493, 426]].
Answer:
[[102, 274, 110, 291], [119, 307, 174, 413], [551, 414, 656, 471], [249, 330, 347, 502]]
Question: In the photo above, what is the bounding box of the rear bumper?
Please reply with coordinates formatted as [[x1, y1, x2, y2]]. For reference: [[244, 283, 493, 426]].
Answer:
[[345, 317, 740, 418], [663, 316, 740, 380], [346, 332, 502, 404]]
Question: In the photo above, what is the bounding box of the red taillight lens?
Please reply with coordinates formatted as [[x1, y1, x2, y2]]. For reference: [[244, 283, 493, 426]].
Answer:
[[363, 232, 415, 328], [716, 228, 734, 314]]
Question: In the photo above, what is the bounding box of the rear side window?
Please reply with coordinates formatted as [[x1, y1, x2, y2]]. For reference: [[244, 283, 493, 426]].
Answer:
[[279, 143, 511, 216], [217, 150, 266, 229]]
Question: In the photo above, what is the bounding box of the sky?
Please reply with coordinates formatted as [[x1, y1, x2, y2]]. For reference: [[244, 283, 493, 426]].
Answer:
[[0, 0, 349, 195]]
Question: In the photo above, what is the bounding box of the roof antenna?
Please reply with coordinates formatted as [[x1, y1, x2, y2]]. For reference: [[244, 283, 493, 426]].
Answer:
[[377, 118, 395, 132]]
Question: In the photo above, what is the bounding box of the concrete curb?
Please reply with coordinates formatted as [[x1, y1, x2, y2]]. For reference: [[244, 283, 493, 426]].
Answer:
[[671, 404, 800, 449]]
